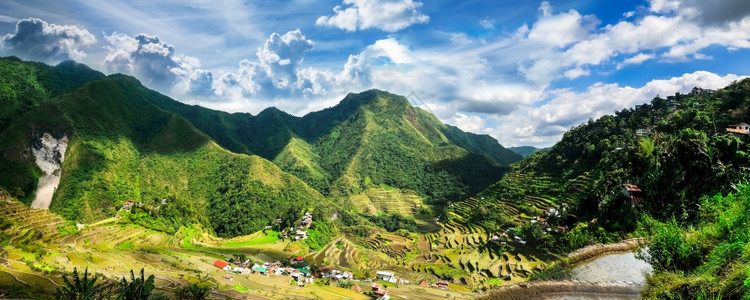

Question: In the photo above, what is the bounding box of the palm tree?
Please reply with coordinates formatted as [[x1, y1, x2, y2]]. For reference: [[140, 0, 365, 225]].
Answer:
[[174, 283, 210, 300], [117, 268, 155, 300], [56, 267, 114, 300]]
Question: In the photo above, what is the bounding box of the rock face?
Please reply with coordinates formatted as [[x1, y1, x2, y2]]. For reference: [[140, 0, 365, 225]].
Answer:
[[31, 133, 68, 209]]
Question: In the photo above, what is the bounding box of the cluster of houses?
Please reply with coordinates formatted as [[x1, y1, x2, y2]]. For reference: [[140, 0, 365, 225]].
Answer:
[[211, 256, 453, 298], [213, 256, 315, 286], [488, 202, 573, 247], [121, 198, 168, 210], [280, 211, 314, 241]]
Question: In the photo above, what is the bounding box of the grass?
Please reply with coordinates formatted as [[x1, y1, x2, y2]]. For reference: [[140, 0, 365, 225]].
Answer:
[[221, 231, 280, 247], [377, 280, 398, 288], [233, 284, 250, 292]]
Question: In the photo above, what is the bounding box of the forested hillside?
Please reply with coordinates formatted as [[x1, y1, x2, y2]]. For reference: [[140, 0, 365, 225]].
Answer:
[[0, 61, 324, 237], [462, 78, 750, 296], [148, 89, 522, 202]]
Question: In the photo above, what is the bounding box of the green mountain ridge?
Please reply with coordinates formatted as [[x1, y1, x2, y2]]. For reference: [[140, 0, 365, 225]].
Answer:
[[458, 78, 750, 297], [146, 86, 523, 201], [508, 146, 545, 158], [0, 57, 521, 236], [0, 59, 323, 237]]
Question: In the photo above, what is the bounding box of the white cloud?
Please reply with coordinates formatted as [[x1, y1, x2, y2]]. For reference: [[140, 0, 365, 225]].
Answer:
[[449, 113, 485, 133], [316, 0, 429, 32], [103, 32, 214, 97], [487, 71, 747, 147], [617, 53, 656, 69], [0, 18, 95, 62], [366, 38, 415, 64], [563, 67, 589, 79]]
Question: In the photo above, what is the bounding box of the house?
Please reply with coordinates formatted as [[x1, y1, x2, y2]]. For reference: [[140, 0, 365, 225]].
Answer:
[[232, 267, 244, 273], [264, 225, 274, 230], [378, 295, 390, 300], [352, 284, 363, 292], [437, 280, 450, 290], [295, 230, 308, 240], [544, 207, 558, 216], [319, 267, 334, 278], [291, 271, 304, 280], [290, 256, 305, 265], [371, 283, 387, 295], [122, 199, 134, 210], [376, 271, 394, 281], [636, 128, 651, 136], [556, 226, 568, 233], [727, 123, 750, 135], [622, 184, 644, 206], [298, 266, 311, 277], [223, 274, 233, 281], [252, 264, 268, 275], [213, 260, 231, 271], [419, 280, 429, 287], [342, 271, 353, 279]]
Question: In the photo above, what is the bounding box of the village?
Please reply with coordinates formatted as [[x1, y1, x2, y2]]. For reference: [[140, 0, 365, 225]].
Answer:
[[208, 211, 453, 300], [210, 255, 452, 300]]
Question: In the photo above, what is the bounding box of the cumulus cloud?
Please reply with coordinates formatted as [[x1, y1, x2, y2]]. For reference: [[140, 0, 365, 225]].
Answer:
[[449, 113, 486, 133], [0, 18, 95, 62], [214, 30, 319, 101], [103, 32, 214, 97], [487, 71, 747, 147], [316, 0, 429, 32], [502, 0, 750, 86]]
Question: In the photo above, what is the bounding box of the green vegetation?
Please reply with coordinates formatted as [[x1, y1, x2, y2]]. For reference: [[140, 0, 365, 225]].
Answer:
[[0, 60, 323, 237], [118, 268, 159, 300], [221, 231, 280, 247], [147, 88, 521, 203], [462, 81, 750, 256], [508, 146, 544, 158], [638, 184, 750, 299], [56, 267, 113, 300]]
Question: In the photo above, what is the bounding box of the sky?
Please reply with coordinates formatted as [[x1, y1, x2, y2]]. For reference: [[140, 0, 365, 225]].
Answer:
[[1, 0, 750, 147]]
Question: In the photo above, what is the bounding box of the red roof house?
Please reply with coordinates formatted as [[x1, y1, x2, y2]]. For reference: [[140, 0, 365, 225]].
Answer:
[[352, 284, 362, 292], [622, 184, 644, 206], [213, 260, 229, 269]]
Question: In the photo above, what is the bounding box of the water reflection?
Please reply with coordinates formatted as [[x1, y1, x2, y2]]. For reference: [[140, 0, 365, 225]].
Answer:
[[544, 250, 652, 300]]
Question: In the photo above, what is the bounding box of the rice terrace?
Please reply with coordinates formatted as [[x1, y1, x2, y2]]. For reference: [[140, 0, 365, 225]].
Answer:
[[3, 0, 750, 299]]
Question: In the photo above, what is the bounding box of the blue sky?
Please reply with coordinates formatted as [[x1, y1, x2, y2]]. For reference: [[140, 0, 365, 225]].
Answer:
[[1, 0, 749, 147]]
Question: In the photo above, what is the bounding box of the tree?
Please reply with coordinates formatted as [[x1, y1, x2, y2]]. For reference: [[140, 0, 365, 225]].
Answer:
[[117, 268, 155, 300], [174, 283, 210, 300], [56, 267, 114, 300]]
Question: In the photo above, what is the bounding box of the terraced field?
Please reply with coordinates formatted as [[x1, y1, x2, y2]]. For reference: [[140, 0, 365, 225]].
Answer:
[[348, 186, 425, 218], [0, 195, 478, 299], [0, 169, 598, 297]]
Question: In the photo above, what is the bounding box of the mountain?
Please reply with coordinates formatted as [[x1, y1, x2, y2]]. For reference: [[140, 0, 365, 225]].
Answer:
[[508, 146, 545, 158], [0, 60, 323, 237], [452, 80, 750, 257], [148, 89, 523, 202], [0, 56, 105, 132]]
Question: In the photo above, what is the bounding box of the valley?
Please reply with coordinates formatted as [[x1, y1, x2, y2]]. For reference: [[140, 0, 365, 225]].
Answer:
[[2, 56, 750, 299]]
